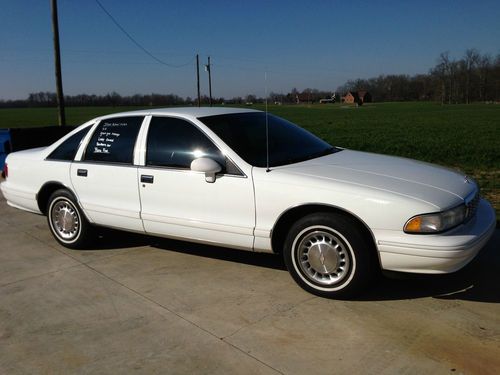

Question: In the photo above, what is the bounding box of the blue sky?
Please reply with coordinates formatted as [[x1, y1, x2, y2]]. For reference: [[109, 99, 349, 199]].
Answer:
[[1, 0, 499, 100]]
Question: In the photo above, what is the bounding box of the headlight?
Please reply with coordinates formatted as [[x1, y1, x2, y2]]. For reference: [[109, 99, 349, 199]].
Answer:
[[404, 204, 466, 234]]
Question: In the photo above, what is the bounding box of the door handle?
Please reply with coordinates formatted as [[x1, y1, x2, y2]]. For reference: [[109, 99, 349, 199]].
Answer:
[[141, 175, 154, 184], [77, 169, 88, 177]]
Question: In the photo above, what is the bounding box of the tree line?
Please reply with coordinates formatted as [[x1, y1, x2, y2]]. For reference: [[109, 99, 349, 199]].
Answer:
[[1, 49, 498, 108], [267, 49, 500, 104], [0, 92, 193, 108], [336, 49, 499, 103]]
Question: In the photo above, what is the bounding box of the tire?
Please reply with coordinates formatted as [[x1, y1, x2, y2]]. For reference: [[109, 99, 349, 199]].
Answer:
[[283, 212, 377, 298], [46, 189, 94, 249]]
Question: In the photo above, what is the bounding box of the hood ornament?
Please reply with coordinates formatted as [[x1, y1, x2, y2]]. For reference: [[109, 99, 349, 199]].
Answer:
[[464, 176, 471, 184]]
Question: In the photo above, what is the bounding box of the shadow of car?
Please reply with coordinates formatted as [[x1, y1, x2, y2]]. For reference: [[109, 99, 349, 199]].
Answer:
[[88, 228, 500, 303]]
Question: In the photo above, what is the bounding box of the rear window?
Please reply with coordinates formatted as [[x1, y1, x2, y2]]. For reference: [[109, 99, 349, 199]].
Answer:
[[47, 126, 91, 161], [84, 116, 143, 164]]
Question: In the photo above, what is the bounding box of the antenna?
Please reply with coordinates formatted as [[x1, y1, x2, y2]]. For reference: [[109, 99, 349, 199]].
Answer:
[[265, 72, 270, 172]]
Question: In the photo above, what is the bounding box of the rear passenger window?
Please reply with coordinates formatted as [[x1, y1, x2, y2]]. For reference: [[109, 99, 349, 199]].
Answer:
[[84, 116, 143, 164], [47, 125, 91, 161], [146, 116, 226, 170]]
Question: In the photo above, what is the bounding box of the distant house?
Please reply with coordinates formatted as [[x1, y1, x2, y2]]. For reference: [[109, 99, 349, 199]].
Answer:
[[342, 91, 372, 104]]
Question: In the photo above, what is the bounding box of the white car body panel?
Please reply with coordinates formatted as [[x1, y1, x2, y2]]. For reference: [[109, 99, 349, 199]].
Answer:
[[134, 114, 256, 249], [69, 163, 143, 232], [137, 166, 255, 250], [1, 107, 495, 276], [2, 122, 98, 213], [1, 148, 73, 213]]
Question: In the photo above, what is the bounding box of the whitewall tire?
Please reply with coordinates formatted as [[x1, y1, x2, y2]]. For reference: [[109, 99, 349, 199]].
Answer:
[[47, 189, 94, 249], [284, 212, 377, 298]]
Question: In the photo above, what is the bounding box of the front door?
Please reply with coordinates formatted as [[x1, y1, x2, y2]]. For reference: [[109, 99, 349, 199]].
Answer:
[[137, 116, 255, 249]]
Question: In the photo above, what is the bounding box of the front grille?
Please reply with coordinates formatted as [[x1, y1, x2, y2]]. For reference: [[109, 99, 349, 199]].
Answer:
[[465, 191, 480, 221]]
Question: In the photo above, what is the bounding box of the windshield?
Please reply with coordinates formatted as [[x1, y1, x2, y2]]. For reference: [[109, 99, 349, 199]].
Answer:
[[199, 112, 338, 167]]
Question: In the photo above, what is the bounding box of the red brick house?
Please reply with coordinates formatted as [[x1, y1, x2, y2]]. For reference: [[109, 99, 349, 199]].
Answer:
[[342, 91, 372, 104]]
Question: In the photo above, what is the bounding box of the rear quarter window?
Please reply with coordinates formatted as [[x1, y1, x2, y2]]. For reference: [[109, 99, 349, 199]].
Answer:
[[47, 126, 92, 161]]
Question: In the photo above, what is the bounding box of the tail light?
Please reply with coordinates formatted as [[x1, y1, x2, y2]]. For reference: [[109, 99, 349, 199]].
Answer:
[[2, 163, 7, 179]]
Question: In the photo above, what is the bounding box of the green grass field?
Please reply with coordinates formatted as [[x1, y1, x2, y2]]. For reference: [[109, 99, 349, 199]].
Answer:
[[1, 102, 499, 216]]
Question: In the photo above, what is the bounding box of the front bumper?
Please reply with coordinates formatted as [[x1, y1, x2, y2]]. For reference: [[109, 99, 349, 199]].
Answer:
[[376, 198, 496, 273]]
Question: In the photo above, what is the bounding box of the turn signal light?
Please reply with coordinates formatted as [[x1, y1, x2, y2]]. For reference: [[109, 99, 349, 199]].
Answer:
[[404, 216, 422, 232]]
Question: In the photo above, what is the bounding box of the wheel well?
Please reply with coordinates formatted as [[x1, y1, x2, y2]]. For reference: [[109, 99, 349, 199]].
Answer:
[[271, 204, 379, 263], [37, 182, 67, 215]]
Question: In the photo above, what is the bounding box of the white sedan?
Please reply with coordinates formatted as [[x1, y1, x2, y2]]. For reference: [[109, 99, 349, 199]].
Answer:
[[1, 108, 496, 297]]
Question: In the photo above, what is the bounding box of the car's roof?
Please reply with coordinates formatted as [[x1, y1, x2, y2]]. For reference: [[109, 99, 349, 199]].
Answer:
[[96, 106, 261, 121]]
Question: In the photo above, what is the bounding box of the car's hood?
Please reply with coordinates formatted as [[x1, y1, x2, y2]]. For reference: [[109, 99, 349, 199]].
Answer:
[[274, 149, 476, 209]]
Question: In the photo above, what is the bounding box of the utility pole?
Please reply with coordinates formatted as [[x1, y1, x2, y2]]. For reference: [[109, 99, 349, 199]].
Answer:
[[205, 56, 212, 107], [51, 0, 66, 126], [196, 54, 201, 107]]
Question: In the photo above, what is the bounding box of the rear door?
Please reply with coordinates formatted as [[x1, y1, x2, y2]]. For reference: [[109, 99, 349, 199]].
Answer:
[[70, 116, 145, 232]]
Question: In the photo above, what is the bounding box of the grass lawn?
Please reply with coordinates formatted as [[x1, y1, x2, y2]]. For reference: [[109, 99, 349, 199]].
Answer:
[[0, 102, 498, 216]]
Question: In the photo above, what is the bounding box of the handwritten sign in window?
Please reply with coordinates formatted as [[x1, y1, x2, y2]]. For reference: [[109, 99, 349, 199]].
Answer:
[[92, 121, 126, 154], [84, 117, 143, 164]]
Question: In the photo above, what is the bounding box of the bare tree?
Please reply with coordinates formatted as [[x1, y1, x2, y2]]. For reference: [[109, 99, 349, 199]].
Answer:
[[435, 52, 452, 104], [463, 49, 481, 104], [477, 54, 492, 101]]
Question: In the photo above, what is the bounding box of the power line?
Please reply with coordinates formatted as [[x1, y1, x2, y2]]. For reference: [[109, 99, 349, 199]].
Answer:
[[94, 0, 194, 68]]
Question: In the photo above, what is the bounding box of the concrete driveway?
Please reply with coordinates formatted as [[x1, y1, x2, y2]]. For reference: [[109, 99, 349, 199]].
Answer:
[[0, 189, 499, 374]]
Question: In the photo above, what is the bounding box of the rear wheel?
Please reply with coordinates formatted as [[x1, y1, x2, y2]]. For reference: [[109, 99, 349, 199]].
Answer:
[[283, 212, 377, 298], [47, 189, 94, 249]]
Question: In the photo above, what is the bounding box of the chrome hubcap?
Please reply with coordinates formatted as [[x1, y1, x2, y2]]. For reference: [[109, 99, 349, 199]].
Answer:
[[296, 230, 350, 286], [51, 200, 79, 240]]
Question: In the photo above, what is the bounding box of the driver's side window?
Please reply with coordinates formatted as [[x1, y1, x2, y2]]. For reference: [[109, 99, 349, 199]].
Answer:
[[146, 116, 226, 171]]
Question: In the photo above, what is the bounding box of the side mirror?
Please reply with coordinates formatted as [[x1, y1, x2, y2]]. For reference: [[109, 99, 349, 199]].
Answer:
[[190, 157, 222, 183]]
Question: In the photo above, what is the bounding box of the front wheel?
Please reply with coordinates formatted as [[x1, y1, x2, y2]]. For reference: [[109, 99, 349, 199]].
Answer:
[[47, 189, 94, 249], [283, 213, 377, 298]]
